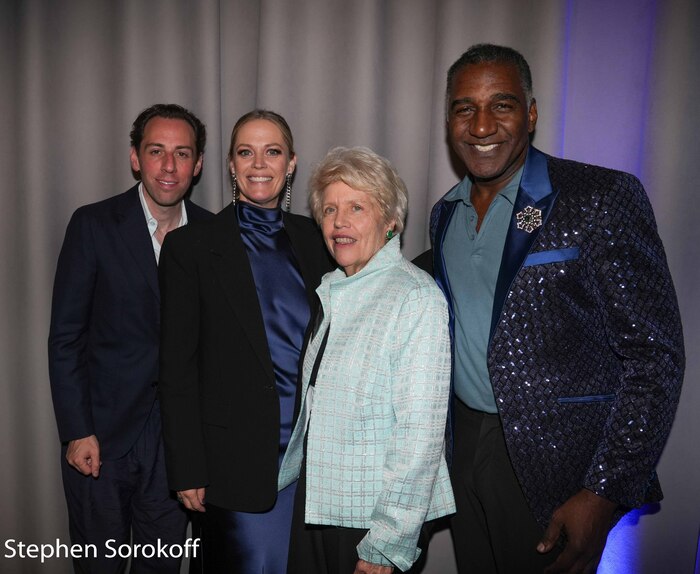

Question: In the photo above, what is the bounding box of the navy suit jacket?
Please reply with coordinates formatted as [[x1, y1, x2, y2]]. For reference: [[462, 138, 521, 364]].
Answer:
[[48, 185, 212, 459], [430, 146, 684, 527]]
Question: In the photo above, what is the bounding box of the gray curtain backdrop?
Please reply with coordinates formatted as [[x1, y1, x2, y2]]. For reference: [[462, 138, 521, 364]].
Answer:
[[1, 1, 698, 572]]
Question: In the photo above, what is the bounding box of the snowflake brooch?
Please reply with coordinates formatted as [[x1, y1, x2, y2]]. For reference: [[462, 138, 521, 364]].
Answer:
[[515, 206, 543, 233]]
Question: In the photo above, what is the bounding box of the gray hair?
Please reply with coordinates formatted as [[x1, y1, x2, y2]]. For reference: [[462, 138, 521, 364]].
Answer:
[[308, 146, 408, 233]]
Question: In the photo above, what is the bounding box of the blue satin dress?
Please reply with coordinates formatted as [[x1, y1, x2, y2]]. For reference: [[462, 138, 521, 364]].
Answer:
[[201, 202, 310, 573]]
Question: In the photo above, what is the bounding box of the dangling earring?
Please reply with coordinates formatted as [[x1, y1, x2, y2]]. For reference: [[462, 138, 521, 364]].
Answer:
[[284, 173, 292, 211], [230, 172, 238, 206], [386, 229, 394, 241]]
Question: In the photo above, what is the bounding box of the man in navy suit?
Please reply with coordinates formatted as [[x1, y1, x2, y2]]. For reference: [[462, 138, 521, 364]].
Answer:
[[425, 45, 684, 573], [49, 103, 212, 573]]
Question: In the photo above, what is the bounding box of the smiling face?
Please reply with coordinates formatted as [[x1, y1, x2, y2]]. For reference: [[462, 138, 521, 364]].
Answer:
[[320, 181, 394, 277], [448, 61, 537, 194], [129, 117, 203, 209], [229, 119, 296, 209]]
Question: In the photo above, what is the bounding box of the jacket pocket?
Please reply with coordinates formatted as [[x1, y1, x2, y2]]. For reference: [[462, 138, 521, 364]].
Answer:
[[523, 247, 580, 267], [557, 393, 615, 404]]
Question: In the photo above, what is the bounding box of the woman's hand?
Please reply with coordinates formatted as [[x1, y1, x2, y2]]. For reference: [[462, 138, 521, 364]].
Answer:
[[353, 559, 394, 574]]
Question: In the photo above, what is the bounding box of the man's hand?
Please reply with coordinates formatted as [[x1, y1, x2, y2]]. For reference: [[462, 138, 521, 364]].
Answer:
[[353, 560, 394, 574], [66, 435, 101, 477], [177, 488, 206, 512], [538, 488, 618, 574]]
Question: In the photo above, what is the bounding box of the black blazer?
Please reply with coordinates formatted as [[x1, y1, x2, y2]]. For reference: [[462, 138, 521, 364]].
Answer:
[[158, 202, 333, 511], [48, 185, 212, 459]]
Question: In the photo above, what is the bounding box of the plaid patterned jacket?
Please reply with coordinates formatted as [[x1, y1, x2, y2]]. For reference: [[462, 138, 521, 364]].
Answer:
[[430, 146, 685, 528], [279, 237, 455, 571]]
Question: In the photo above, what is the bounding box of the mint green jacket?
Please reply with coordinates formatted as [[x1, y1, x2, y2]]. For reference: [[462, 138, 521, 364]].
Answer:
[[279, 237, 455, 571]]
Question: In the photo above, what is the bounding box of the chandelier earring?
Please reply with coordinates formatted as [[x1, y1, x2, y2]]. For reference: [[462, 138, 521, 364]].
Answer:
[[284, 173, 293, 211], [230, 172, 238, 206]]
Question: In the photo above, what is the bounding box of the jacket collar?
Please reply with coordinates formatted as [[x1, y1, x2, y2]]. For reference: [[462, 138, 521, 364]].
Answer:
[[321, 234, 402, 293]]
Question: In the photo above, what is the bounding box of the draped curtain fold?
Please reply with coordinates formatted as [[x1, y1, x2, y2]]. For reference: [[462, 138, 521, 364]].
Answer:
[[1, 1, 698, 572]]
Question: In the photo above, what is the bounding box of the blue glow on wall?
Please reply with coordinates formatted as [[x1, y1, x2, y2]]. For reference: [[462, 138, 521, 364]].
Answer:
[[559, 0, 656, 177], [598, 509, 643, 573]]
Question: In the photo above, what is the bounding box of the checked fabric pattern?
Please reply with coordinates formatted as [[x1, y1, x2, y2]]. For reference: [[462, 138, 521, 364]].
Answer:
[[279, 237, 455, 571]]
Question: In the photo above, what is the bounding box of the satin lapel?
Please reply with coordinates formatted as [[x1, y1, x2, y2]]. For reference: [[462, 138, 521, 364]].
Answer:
[[431, 195, 460, 466], [490, 147, 558, 338], [209, 204, 275, 384], [432, 197, 458, 317], [114, 186, 159, 300]]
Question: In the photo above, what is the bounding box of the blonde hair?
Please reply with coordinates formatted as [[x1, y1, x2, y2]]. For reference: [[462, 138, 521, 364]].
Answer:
[[308, 146, 408, 233], [227, 109, 295, 163]]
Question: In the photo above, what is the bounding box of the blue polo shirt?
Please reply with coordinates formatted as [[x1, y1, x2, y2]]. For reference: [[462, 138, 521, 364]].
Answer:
[[443, 167, 523, 413]]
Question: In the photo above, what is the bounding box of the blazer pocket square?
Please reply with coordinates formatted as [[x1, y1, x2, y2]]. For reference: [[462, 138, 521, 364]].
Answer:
[[523, 246, 580, 267]]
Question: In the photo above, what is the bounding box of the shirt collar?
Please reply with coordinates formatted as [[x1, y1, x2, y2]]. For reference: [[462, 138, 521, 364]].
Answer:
[[444, 164, 524, 207], [138, 183, 188, 236]]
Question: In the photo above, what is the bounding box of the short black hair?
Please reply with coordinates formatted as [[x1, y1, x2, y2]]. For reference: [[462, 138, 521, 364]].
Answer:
[[130, 103, 206, 156], [446, 44, 533, 112]]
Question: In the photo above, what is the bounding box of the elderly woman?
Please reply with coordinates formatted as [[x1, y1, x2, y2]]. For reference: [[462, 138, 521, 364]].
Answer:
[[279, 147, 455, 574], [158, 110, 332, 573]]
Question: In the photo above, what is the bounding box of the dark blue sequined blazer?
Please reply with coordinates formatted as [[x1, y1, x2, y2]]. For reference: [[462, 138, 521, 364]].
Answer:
[[430, 146, 685, 528]]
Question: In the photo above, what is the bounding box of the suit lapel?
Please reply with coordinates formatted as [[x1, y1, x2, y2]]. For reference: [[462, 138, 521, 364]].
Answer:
[[281, 212, 337, 420], [209, 204, 276, 384], [432, 197, 459, 333], [184, 198, 211, 223], [114, 186, 160, 300], [283, 213, 325, 308], [430, 195, 461, 464], [491, 147, 558, 338]]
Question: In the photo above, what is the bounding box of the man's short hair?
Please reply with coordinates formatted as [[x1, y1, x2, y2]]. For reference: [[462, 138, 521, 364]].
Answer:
[[130, 103, 206, 157], [446, 44, 534, 112]]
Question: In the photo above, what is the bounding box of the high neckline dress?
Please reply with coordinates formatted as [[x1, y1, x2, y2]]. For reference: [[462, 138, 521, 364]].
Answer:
[[203, 201, 310, 573]]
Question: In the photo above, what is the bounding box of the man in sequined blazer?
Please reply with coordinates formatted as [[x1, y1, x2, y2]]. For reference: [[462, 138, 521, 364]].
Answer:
[[423, 44, 684, 574]]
